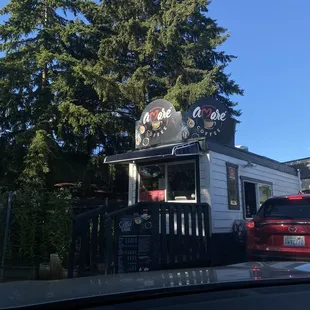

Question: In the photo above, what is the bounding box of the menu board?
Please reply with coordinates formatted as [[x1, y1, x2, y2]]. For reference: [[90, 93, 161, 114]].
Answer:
[[115, 214, 153, 273]]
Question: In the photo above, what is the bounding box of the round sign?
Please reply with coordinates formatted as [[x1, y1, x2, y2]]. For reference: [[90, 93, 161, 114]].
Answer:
[[141, 101, 172, 139], [135, 99, 181, 148], [186, 98, 229, 139]]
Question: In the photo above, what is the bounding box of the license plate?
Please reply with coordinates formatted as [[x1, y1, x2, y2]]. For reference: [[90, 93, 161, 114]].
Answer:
[[284, 236, 305, 246]]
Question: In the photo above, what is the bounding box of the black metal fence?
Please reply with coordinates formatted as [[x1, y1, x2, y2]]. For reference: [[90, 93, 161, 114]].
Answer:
[[0, 193, 128, 281], [68, 202, 211, 278]]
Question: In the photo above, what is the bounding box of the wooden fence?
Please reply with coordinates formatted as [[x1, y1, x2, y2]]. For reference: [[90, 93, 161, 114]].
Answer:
[[67, 202, 211, 278]]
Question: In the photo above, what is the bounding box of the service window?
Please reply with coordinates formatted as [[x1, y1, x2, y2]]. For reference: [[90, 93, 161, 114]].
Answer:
[[138, 160, 197, 202], [241, 177, 273, 219], [167, 162, 196, 201], [139, 165, 165, 202]]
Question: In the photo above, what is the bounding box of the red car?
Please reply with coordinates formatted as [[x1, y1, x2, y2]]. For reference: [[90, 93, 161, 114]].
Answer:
[[247, 194, 310, 262]]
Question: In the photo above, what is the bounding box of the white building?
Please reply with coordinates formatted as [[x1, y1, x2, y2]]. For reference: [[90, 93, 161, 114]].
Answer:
[[104, 98, 300, 265]]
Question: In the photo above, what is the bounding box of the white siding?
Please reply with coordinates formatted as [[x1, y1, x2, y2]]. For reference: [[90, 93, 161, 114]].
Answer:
[[126, 150, 300, 235], [128, 163, 137, 205], [209, 151, 300, 234]]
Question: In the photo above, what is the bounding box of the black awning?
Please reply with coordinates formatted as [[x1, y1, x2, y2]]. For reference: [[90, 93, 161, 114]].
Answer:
[[104, 142, 201, 164]]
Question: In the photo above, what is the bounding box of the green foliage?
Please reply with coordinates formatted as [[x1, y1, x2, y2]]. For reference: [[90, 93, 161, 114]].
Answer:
[[0, 0, 243, 190], [43, 189, 72, 265], [82, 0, 244, 117], [0, 0, 109, 189], [20, 129, 52, 187], [4, 188, 72, 266]]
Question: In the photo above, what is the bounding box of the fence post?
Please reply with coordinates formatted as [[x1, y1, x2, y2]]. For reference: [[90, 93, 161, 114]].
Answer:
[[0, 192, 14, 281], [67, 218, 77, 279]]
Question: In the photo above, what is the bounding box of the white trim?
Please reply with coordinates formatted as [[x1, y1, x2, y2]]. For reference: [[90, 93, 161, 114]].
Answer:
[[164, 164, 168, 202], [137, 165, 141, 203], [128, 163, 133, 205], [255, 182, 260, 210]]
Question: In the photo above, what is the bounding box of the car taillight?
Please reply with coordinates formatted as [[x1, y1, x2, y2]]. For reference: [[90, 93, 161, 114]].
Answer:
[[247, 221, 255, 229], [288, 195, 303, 200]]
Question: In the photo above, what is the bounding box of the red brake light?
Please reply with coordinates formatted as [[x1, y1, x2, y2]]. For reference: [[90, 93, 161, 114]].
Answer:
[[288, 196, 303, 200], [247, 221, 255, 229]]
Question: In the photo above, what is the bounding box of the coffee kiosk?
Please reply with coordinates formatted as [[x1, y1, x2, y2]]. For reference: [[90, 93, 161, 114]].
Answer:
[[104, 97, 300, 262]]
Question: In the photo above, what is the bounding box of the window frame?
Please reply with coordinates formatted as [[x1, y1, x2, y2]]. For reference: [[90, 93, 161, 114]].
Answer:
[[166, 160, 197, 203], [258, 183, 273, 207], [137, 159, 198, 203], [137, 163, 166, 202], [226, 162, 240, 210], [240, 176, 273, 219]]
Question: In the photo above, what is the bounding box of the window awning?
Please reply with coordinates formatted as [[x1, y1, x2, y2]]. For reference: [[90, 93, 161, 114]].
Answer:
[[104, 142, 201, 164]]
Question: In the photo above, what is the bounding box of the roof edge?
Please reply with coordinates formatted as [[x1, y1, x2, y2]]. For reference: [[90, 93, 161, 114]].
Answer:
[[206, 141, 298, 176]]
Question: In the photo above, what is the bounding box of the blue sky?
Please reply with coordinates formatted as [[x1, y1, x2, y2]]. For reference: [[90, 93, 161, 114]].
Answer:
[[209, 0, 310, 162], [0, 0, 308, 162]]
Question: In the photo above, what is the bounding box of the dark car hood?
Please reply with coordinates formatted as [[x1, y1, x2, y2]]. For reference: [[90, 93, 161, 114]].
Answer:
[[2, 261, 310, 309]]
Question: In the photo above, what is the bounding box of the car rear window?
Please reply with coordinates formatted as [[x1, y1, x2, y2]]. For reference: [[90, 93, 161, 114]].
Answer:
[[259, 199, 310, 219]]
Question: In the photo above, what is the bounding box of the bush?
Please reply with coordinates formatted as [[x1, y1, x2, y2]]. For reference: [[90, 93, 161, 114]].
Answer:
[[4, 188, 72, 267]]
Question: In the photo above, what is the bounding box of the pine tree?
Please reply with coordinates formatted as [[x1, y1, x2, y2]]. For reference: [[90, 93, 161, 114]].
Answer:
[[0, 0, 243, 190], [0, 0, 110, 189], [78, 0, 243, 120]]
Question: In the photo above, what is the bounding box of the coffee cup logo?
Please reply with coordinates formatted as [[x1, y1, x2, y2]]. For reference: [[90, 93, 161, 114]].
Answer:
[[203, 119, 216, 129], [151, 120, 162, 131]]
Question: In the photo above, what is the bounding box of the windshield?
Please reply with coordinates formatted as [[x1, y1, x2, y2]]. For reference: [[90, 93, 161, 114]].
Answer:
[[1, 0, 310, 308]]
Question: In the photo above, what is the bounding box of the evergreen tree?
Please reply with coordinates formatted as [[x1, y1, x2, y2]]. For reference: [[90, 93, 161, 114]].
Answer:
[[0, 0, 111, 189], [79, 0, 243, 119], [0, 0, 243, 190]]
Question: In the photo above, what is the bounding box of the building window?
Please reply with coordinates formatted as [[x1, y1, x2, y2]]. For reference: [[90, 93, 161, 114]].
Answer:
[[139, 165, 165, 202], [241, 177, 273, 218], [138, 160, 197, 203], [258, 184, 272, 206], [226, 163, 240, 210], [167, 162, 196, 201], [244, 181, 257, 218]]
